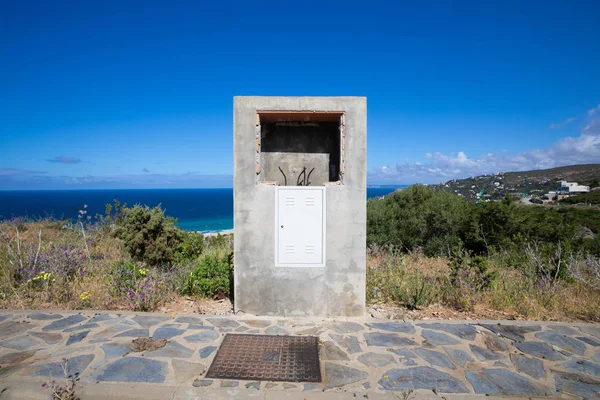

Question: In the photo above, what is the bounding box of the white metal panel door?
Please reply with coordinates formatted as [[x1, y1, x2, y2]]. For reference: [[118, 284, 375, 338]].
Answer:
[[276, 187, 325, 267]]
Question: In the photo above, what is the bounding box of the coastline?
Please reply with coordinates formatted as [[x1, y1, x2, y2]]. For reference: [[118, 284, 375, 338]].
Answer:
[[200, 229, 233, 237]]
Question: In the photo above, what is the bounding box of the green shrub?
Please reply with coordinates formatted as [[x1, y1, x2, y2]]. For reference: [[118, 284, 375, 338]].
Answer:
[[182, 252, 233, 299], [367, 185, 480, 254], [206, 233, 233, 251], [113, 205, 184, 266], [425, 235, 463, 257], [367, 184, 600, 258], [405, 272, 439, 309], [175, 232, 204, 262], [445, 249, 497, 311]]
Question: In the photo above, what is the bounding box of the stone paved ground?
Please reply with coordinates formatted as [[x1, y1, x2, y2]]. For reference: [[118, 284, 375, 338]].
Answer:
[[1, 310, 599, 399]]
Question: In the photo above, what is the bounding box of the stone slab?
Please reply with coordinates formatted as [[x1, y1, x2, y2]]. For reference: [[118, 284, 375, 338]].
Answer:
[[0, 336, 39, 350], [366, 322, 414, 334], [330, 334, 362, 353], [93, 357, 168, 383], [184, 330, 219, 343], [357, 352, 394, 367], [553, 370, 600, 398], [535, 330, 587, 355], [466, 368, 554, 396], [153, 327, 185, 340], [421, 329, 460, 346], [25, 354, 94, 378], [514, 341, 565, 361], [444, 347, 474, 367], [132, 315, 170, 328], [324, 363, 368, 389], [479, 324, 541, 341], [42, 315, 87, 331], [364, 332, 416, 347], [145, 341, 193, 358], [379, 366, 468, 393], [114, 328, 150, 338], [414, 348, 455, 369], [418, 323, 476, 340], [66, 330, 89, 346], [510, 353, 545, 379], [172, 359, 205, 383]]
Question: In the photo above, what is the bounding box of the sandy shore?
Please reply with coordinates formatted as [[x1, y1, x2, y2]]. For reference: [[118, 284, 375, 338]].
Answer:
[[201, 229, 233, 237]]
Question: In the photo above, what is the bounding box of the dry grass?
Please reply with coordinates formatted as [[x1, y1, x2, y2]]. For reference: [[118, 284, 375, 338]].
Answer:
[[367, 248, 600, 322], [0, 220, 123, 310]]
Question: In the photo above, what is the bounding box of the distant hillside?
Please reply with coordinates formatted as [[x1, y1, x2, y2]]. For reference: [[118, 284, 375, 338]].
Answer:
[[429, 164, 600, 201]]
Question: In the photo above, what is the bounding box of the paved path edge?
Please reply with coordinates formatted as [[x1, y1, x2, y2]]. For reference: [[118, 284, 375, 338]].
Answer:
[[0, 378, 556, 400]]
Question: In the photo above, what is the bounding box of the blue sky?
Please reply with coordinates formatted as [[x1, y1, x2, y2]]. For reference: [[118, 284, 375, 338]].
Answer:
[[1, 0, 599, 189]]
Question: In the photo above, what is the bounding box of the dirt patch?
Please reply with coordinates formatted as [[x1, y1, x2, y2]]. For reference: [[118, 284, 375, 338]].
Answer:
[[368, 303, 523, 321], [159, 294, 233, 315], [128, 338, 167, 352]]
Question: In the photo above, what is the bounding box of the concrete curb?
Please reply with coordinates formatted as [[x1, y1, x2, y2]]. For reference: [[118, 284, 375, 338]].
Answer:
[[0, 379, 554, 400]]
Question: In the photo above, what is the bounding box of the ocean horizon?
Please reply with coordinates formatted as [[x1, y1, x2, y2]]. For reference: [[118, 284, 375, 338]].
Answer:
[[0, 187, 404, 232]]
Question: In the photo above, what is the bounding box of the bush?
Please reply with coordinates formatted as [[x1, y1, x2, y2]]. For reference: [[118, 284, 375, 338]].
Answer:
[[113, 205, 184, 266], [367, 184, 600, 262], [175, 232, 204, 262], [182, 252, 233, 299], [445, 249, 497, 311], [367, 185, 479, 254], [206, 233, 233, 251]]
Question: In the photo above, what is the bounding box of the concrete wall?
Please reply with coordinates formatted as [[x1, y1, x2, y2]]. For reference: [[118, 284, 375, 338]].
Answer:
[[234, 96, 367, 317]]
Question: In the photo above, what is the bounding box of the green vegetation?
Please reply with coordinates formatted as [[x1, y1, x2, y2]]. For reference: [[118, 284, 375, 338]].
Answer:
[[1, 184, 599, 321], [0, 203, 232, 312], [368, 185, 600, 257], [181, 252, 234, 299], [366, 185, 600, 321], [560, 191, 600, 205], [113, 204, 185, 266]]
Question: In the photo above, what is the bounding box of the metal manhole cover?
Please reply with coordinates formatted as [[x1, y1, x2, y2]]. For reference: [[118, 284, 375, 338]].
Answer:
[[205, 334, 321, 382]]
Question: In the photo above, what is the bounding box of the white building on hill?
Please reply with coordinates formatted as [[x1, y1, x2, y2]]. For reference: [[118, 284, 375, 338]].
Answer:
[[558, 181, 590, 194]]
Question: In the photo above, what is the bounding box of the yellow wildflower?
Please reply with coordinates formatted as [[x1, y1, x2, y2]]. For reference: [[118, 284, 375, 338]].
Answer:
[[80, 291, 91, 302]]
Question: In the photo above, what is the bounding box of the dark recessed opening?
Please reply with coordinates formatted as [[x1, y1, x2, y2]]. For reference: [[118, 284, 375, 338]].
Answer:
[[257, 112, 343, 186]]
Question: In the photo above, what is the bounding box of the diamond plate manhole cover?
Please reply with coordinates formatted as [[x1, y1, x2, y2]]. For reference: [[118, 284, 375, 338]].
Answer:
[[205, 334, 321, 382]]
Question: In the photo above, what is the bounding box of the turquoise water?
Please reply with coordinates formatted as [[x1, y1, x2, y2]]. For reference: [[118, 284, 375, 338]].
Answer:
[[0, 187, 401, 232]]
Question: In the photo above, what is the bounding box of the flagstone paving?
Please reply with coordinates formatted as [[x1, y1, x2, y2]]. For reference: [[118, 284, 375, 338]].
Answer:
[[1, 310, 600, 398]]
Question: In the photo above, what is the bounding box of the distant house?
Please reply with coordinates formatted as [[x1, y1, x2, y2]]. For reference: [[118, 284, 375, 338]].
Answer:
[[558, 181, 590, 195]]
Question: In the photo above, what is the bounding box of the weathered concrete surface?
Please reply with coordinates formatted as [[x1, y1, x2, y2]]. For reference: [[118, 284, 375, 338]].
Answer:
[[234, 97, 367, 317], [1, 310, 600, 399]]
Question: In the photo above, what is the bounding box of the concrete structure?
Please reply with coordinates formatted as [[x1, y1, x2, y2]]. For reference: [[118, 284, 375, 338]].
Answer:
[[233, 96, 367, 317], [558, 180, 590, 194]]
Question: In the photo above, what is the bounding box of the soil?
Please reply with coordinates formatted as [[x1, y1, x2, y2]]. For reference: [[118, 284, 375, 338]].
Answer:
[[159, 294, 234, 315], [129, 338, 167, 352], [368, 302, 526, 321]]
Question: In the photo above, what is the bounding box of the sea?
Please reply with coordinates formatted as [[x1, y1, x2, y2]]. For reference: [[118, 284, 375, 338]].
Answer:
[[0, 187, 402, 233]]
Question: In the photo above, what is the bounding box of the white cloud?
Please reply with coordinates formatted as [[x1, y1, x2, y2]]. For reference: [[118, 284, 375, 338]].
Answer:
[[549, 116, 577, 129], [369, 106, 600, 184], [588, 104, 600, 117]]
